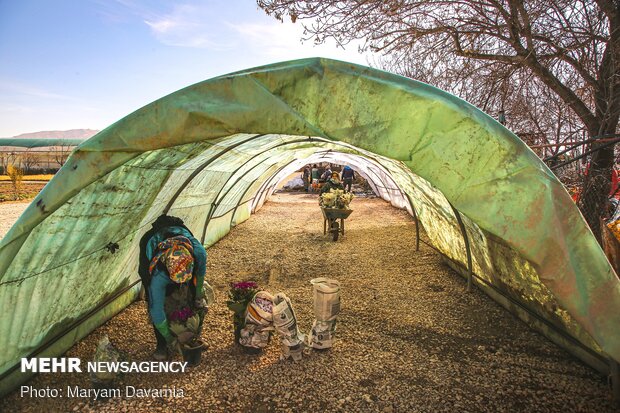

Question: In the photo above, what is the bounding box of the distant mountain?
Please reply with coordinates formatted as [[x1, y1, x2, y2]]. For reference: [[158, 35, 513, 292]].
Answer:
[[12, 129, 99, 139]]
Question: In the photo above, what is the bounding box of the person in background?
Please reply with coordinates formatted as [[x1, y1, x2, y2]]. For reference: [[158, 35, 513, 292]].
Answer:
[[321, 165, 333, 182], [311, 164, 320, 192], [607, 198, 620, 223], [341, 165, 355, 192], [302, 165, 311, 193], [321, 171, 345, 194], [138, 215, 209, 361]]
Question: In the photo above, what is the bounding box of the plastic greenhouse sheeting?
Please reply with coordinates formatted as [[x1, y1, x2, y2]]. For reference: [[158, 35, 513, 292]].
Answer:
[[0, 138, 84, 148], [1, 58, 619, 395]]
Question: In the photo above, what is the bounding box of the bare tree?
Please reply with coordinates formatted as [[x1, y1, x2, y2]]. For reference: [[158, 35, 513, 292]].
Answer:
[[0, 152, 7, 175], [258, 0, 620, 241], [52, 141, 73, 168], [0, 152, 19, 176], [20, 149, 38, 174]]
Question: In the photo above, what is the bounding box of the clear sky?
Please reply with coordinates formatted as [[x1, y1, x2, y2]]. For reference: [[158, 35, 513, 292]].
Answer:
[[0, 0, 372, 137]]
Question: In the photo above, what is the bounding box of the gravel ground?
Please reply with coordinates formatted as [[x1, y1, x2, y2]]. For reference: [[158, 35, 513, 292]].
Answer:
[[0, 193, 616, 412], [0, 200, 29, 238]]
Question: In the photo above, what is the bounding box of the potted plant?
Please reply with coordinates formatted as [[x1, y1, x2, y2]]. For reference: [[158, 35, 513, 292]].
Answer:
[[320, 189, 354, 209], [226, 281, 259, 345], [169, 306, 205, 366], [90, 335, 125, 399]]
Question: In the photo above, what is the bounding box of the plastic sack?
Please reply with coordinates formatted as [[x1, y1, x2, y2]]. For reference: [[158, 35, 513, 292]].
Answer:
[[311, 278, 340, 321], [203, 281, 216, 306], [309, 278, 340, 349], [238, 323, 273, 349], [91, 335, 122, 382], [240, 291, 274, 349], [273, 293, 305, 361], [309, 320, 337, 350], [245, 291, 274, 326]]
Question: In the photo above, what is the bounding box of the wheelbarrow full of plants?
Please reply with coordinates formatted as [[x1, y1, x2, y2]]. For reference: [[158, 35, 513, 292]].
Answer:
[[321, 206, 353, 241], [319, 189, 355, 241]]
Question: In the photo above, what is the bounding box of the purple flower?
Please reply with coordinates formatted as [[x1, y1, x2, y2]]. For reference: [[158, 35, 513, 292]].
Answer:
[[231, 281, 259, 290], [169, 306, 195, 323], [228, 280, 260, 304]]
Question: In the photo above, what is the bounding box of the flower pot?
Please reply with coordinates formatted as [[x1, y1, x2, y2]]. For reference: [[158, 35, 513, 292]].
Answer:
[[181, 340, 205, 367]]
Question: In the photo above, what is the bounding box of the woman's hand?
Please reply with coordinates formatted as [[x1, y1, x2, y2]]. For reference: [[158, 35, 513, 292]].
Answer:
[[194, 297, 207, 309]]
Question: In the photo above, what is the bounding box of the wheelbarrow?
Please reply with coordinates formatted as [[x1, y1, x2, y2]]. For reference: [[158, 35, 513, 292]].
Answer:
[[321, 207, 353, 241]]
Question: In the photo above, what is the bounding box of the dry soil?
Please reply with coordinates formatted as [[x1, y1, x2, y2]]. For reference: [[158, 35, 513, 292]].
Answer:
[[0, 193, 615, 412]]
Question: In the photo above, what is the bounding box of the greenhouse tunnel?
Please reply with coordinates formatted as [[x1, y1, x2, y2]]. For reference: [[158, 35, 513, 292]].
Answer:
[[1, 58, 620, 396]]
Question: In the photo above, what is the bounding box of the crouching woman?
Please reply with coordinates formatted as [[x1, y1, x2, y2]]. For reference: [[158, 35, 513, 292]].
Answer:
[[138, 215, 209, 361]]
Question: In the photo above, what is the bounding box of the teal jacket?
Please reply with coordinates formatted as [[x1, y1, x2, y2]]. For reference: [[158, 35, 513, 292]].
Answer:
[[145, 226, 207, 341]]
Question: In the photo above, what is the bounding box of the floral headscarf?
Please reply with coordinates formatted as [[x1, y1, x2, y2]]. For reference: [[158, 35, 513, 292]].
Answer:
[[149, 236, 194, 283]]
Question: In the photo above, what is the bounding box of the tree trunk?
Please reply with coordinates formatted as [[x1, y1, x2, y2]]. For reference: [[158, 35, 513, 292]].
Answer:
[[579, 140, 615, 243], [577, 2, 620, 244]]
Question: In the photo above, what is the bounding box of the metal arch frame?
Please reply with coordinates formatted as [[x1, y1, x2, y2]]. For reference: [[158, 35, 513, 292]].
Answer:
[[297, 149, 383, 196], [250, 147, 416, 242], [449, 202, 474, 292], [163, 134, 408, 220], [347, 152, 426, 252], [203, 162, 277, 225], [404, 192, 421, 252], [317, 148, 403, 197], [251, 163, 286, 213], [262, 143, 408, 206], [396, 161, 450, 257], [252, 159, 302, 213], [315, 149, 392, 196], [200, 158, 272, 243], [159, 133, 423, 257], [232, 159, 300, 227], [163, 135, 314, 225], [203, 161, 297, 223], [251, 172, 277, 214], [322, 148, 415, 212], [197, 137, 327, 242], [9, 134, 618, 401], [163, 134, 267, 214]]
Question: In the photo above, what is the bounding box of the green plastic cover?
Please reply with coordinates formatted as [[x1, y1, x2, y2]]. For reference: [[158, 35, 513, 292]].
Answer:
[[0, 138, 84, 148], [1, 58, 618, 395]]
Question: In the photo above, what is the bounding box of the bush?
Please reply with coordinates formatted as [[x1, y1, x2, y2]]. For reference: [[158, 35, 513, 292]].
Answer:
[[6, 164, 23, 201]]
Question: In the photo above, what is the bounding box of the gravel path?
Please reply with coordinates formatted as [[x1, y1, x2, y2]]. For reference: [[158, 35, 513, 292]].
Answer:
[[0, 201, 29, 239], [1, 193, 615, 412]]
